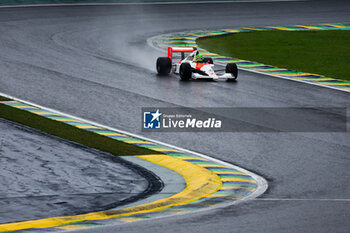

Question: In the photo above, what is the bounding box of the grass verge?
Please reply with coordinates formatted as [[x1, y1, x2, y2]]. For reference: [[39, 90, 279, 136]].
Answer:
[[197, 30, 350, 81], [0, 98, 159, 156], [0, 96, 11, 101]]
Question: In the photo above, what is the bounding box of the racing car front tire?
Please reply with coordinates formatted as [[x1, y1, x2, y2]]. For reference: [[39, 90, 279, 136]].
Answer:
[[156, 57, 172, 75], [180, 63, 192, 81], [226, 63, 238, 81]]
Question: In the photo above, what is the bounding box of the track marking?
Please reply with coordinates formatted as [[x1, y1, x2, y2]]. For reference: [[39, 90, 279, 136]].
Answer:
[[150, 23, 350, 93], [0, 92, 267, 232], [0, 154, 221, 232], [256, 198, 350, 202]]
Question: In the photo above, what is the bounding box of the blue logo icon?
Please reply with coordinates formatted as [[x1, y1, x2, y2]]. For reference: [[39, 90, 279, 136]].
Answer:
[[143, 109, 162, 129]]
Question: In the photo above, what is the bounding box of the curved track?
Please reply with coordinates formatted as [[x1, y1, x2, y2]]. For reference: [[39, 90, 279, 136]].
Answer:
[[0, 1, 349, 232], [0, 118, 154, 224]]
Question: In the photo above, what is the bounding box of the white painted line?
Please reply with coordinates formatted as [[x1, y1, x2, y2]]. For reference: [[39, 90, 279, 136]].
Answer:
[[256, 198, 350, 201], [148, 33, 350, 94], [0, 0, 305, 9], [237, 66, 350, 94], [0, 91, 268, 205]]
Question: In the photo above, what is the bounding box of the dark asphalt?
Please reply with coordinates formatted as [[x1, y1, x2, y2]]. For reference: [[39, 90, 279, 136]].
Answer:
[[0, 0, 349, 232], [0, 119, 163, 223]]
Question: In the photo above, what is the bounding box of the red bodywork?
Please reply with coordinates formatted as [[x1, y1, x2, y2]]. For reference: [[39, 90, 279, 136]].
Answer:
[[167, 47, 196, 62]]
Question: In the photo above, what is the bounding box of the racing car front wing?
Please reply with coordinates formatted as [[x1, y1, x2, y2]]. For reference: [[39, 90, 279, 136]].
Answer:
[[192, 73, 234, 80]]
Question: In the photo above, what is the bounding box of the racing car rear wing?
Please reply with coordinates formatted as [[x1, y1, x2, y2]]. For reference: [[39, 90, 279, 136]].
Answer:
[[168, 47, 197, 62]]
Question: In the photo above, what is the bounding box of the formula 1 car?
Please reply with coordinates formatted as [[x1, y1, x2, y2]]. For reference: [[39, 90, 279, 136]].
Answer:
[[156, 47, 238, 81]]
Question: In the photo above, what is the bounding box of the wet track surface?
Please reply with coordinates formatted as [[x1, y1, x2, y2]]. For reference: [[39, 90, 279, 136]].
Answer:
[[0, 0, 350, 232], [0, 119, 158, 223]]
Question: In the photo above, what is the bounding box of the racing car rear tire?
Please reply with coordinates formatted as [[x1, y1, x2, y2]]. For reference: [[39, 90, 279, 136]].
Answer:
[[156, 57, 172, 75], [180, 63, 192, 81], [226, 63, 238, 81]]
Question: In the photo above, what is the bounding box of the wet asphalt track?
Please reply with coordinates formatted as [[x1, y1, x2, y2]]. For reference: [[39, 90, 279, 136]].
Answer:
[[0, 0, 350, 232], [0, 118, 160, 224]]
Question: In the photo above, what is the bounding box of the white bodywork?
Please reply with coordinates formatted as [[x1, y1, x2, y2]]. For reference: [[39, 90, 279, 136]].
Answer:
[[173, 50, 234, 80]]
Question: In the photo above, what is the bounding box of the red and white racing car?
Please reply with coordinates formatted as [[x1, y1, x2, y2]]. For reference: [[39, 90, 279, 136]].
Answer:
[[156, 47, 238, 81]]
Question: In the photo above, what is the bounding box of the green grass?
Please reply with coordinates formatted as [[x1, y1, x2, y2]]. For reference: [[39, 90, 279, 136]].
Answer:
[[197, 30, 350, 80], [0, 100, 159, 156], [0, 96, 11, 101]]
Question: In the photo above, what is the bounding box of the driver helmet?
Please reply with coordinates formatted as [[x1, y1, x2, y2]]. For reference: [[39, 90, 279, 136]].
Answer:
[[196, 54, 204, 62]]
